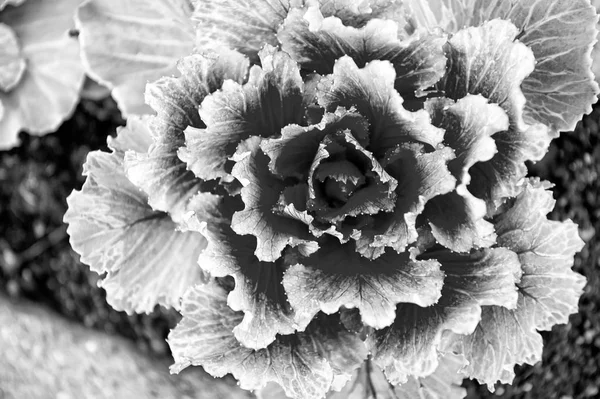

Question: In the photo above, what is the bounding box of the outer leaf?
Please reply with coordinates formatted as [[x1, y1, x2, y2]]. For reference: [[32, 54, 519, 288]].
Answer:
[[278, 5, 446, 97], [371, 248, 520, 384], [317, 56, 444, 158], [64, 117, 209, 313], [283, 238, 444, 330], [0, 0, 85, 149], [124, 50, 248, 223], [405, 0, 599, 133], [169, 281, 367, 399], [198, 223, 301, 350], [181, 46, 304, 180], [193, 0, 299, 62], [76, 0, 196, 115], [444, 19, 552, 205], [424, 95, 508, 252], [457, 180, 586, 388], [231, 137, 318, 262], [328, 355, 467, 399], [0, 23, 25, 91]]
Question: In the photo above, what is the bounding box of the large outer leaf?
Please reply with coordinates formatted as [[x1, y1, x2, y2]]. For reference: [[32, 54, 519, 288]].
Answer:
[[64, 117, 210, 313], [371, 248, 521, 384], [0, 0, 85, 149], [169, 281, 367, 399], [456, 180, 586, 388], [76, 0, 196, 115], [404, 0, 599, 133], [444, 19, 552, 206]]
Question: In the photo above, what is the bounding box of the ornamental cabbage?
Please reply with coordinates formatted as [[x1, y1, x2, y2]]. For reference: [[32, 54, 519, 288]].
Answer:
[[0, 0, 85, 149], [65, 0, 598, 398]]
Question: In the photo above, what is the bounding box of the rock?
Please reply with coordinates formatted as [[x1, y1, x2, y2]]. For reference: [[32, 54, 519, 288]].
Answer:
[[0, 295, 253, 399]]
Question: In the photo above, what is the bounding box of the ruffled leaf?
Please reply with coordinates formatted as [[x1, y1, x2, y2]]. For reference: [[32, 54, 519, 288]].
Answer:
[[356, 144, 455, 257], [124, 51, 248, 223], [424, 94, 508, 251], [76, 0, 196, 115], [329, 354, 467, 399], [317, 56, 444, 158], [198, 223, 301, 350], [193, 0, 299, 62], [181, 46, 304, 180], [261, 108, 370, 180], [317, 0, 407, 28], [457, 180, 586, 388], [465, 0, 599, 132], [283, 238, 444, 330], [307, 130, 397, 225], [0, 0, 85, 149], [426, 187, 496, 253], [410, 0, 599, 132], [231, 137, 318, 262], [278, 5, 446, 97], [0, 22, 25, 91], [371, 247, 521, 384], [169, 281, 367, 399], [444, 19, 552, 205], [64, 117, 209, 313]]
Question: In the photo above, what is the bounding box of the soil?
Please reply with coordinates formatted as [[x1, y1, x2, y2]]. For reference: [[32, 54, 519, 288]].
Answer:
[[0, 97, 598, 399]]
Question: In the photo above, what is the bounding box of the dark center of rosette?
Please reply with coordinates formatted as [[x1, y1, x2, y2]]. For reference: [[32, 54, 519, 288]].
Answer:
[[307, 129, 398, 226]]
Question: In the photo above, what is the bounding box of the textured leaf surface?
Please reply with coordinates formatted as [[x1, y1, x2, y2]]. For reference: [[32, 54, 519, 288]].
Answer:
[[182, 46, 303, 180], [76, 0, 196, 115], [64, 117, 208, 313], [317, 56, 444, 158], [405, 0, 599, 132], [457, 180, 586, 388], [424, 95, 507, 251], [0, 0, 84, 149], [231, 137, 317, 262], [125, 51, 248, 223], [329, 354, 467, 399], [198, 223, 301, 349], [279, 6, 446, 97], [445, 19, 552, 205], [283, 238, 444, 330], [372, 248, 520, 384], [356, 144, 455, 257], [169, 281, 367, 399], [193, 0, 298, 61], [0, 23, 25, 91]]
